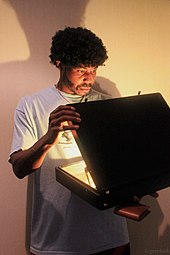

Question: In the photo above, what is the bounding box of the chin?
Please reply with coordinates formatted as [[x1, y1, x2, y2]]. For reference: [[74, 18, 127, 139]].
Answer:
[[79, 92, 89, 97], [78, 89, 91, 96]]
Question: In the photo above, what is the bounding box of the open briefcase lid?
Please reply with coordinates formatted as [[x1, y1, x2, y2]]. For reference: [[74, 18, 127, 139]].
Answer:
[[67, 92, 170, 193], [55, 92, 170, 213]]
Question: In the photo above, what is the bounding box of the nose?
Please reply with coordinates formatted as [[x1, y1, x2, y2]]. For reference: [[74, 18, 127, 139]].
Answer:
[[83, 72, 95, 83]]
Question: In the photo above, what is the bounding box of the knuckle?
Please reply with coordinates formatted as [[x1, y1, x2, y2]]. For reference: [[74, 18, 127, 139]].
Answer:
[[58, 105, 64, 110]]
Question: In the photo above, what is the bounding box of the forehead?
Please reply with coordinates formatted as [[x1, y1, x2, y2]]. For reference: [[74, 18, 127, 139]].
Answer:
[[73, 65, 97, 70]]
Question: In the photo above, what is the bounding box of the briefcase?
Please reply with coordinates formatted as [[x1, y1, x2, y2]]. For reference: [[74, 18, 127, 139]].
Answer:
[[55, 93, 170, 211]]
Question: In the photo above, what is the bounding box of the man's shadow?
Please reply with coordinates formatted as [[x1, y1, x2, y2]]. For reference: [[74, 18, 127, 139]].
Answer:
[[128, 192, 170, 254], [94, 76, 121, 98], [2, 1, 90, 253], [0, 0, 90, 92]]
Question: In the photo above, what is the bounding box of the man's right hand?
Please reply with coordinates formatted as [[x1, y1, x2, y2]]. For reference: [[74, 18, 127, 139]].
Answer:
[[9, 105, 81, 178], [46, 105, 81, 145]]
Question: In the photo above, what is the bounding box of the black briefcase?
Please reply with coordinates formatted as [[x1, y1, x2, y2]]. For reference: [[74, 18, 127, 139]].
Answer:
[[55, 93, 170, 211]]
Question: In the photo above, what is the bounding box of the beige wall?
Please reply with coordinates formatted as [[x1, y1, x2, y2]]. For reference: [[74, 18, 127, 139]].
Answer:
[[0, 0, 170, 254]]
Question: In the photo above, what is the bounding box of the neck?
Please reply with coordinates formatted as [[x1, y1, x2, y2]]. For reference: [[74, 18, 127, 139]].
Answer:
[[56, 82, 75, 94]]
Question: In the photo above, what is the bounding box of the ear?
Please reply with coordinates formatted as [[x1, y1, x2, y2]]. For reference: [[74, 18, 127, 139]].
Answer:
[[56, 60, 61, 68]]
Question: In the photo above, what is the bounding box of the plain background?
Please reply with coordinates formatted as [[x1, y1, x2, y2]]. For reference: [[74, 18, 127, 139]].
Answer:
[[0, 0, 170, 254]]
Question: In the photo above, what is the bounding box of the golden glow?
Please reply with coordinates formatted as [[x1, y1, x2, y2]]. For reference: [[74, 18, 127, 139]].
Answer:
[[57, 121, 96, 189], [61, 160, 96, 189]]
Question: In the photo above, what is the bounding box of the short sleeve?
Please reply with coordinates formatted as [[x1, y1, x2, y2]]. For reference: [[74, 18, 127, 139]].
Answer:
[[10, 97, 37, 155]]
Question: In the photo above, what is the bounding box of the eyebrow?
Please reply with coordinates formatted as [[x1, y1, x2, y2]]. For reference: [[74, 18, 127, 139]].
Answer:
[[76, 66, 97, 70]]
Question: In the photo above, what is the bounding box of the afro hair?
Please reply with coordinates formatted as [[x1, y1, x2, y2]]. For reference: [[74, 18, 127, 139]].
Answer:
[[49, 27, 108, 67]]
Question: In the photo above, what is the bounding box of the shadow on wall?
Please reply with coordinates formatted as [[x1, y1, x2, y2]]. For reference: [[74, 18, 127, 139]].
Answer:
[[1, 0, 89, 253], [0, 0, 90, 93], [128, 194, 170, 254], [94, 76, 121, 98]]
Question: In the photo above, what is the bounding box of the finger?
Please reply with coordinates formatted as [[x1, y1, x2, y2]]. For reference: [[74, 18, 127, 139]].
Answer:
[[49, 111, 80, 123], [55, 110, 80, 118], [49, 109, 80, 126], [133, 195, 142, 203], [51, 105, 77, 115], [50, 115, 81, 128], [58, 124, 80, 132], [149, 192, 159, 198]]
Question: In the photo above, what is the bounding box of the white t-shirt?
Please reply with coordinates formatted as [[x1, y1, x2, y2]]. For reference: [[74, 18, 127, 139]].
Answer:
[[10, 85, 129, 255]]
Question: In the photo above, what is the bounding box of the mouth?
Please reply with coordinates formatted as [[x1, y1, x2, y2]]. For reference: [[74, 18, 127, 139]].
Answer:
[[77, 84, 92, 90], [81, 86, 91, 90], [79, 87, 91, 94]]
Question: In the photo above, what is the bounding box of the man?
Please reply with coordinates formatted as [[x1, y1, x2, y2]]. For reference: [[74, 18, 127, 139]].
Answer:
[[9, 27, 130, 255]]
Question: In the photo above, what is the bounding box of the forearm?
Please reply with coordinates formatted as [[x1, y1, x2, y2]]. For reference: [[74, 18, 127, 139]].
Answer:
[[9, 134, 53, 179], [9, 105, 81, 179]]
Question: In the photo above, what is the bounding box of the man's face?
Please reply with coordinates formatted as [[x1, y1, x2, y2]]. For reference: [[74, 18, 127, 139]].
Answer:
[[60, 65, 97, 96]]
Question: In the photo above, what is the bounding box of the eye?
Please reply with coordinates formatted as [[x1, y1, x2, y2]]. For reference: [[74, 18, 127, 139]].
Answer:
[[91, 69, 97, 73], [77, 69, 85, 74]]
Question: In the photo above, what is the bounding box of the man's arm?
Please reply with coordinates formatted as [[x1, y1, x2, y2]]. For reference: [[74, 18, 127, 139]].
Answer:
[[9, 134, 53, 179], [9, 105, 81, 179]]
